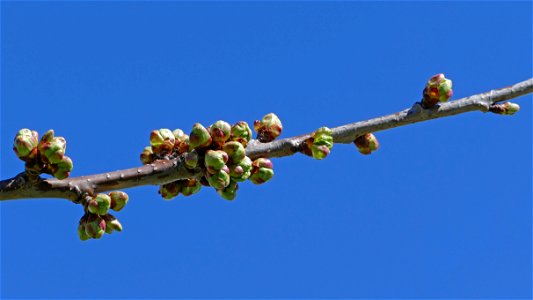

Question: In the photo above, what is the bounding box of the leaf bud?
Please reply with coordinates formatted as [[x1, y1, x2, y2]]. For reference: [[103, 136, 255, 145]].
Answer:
[[422, 73, 453, 108]]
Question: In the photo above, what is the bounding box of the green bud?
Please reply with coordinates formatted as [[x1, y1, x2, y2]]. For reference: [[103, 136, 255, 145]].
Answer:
[[217, 180, 239, 200], [423, 73, 453, 108], [40, 130, 54, 143], [249, 167, 274, 185], [84, 214, 106, 239], [254, 113, 283, 142], [210, 120, 231, 145], [103, 214, 123, 234], [249, 158, 274, 184], [78, 223, 90, 241], [205, 150, 229, 174], [13, 129, 39, 161], [50, 156, 73, 180], [150, 128, 175, 155], [229, 156, 252, 181], [87, 193, 111, 215], [159, 181, 182, 200], [181, 179, 202, 196], [206, 169, 231, 189], [490, 102, 521, 115], [311, 144, 330, 160], [222, 141, 246, 164], [173, 129, 187, 142], [140, 146, 155, 164], [189, 123, 212, 149], [309, 127, 333, 160], [39, 136, 66, 164], [230, 121, 253, 147], [184, 150, 199, 169], [109, 191, 128, 212], [354, 133, 380, 155]]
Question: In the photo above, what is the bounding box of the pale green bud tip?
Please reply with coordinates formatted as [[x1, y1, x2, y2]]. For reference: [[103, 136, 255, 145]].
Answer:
[[84, 214, 106, 239], [207, 170, 231, 189], [311, 144, 330, 160], [140, 146, 155, 164], [229, 156, 252, 181], [504, 102, 520, 114], [159, 181, 182, 200], [88, 193, 111, 215], [109, 191, 129, 211], [217, 181, 239, 200], [309, 126, 333, 159], [39, 136, 67, 164], [423, 73, 453, 107], [41, 130, 55, 143], [249, 167, 274, 185], [189, 123, 212, 149], [490, 102, 521, 115], [230, 121, 253, 146], [210, 120, 231, 144], [254, 113, 283, 142], [13, 129, 39, 160], [104, 214, 123, 233], [150, 128, 175, 154], [51, 156, 73, 179]]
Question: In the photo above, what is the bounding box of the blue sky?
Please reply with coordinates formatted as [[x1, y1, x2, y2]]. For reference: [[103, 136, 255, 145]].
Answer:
[[1, 2, 531, 299]]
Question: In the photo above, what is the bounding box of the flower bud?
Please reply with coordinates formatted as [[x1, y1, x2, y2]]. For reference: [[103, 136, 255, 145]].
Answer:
[[354, 133, 380, 155], [206, 169, 231, 189], [173, 129, 190, 154], [222, 141, 246, 164], [217, 180, 239, 200], [230, 121, 253, 147], [249, 158, 274, 184], [150, 128, 175, 155], [13, 129, 39, 161], [189, 123, 212, 149], [210, 120, 231, 145], [40, 129, 54, 143], [184, 150, 199, 169], [109, 191, 129, 212], [254, 113, 283, 142], [422, 73, 453, 108], [88, 193, 111, 215], [310, 127, 334, 160], [39, 136, 67, 164], [103, 214, 123, 233], [78, 223, 90, 241], [140, 146, 155, 164], [50, 156, 73, 180], [85, 214, 106, 239], [229, 156, 252, 181], [205, 150, 229, 174], [159, 181, 182, 200], [181, 179, 202, 196]]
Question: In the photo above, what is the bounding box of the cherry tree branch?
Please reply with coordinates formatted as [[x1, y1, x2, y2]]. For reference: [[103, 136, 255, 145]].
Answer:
[[1, 78, 532, 202]]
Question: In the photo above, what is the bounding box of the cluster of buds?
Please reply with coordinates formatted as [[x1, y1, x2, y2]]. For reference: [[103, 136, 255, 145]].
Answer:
[[141, 113, 280, 201], [254, 113, 283, 142], [13, 129, 73, 179], [422, 73, 453, 108], [354, 133, 380, 155], [302, 127, 334, 160], [78, 191, 128, 240], [489, 102, 521, 115]]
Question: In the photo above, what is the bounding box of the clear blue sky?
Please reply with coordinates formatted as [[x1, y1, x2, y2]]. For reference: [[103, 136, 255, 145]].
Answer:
[[1, 2, 531, 299]]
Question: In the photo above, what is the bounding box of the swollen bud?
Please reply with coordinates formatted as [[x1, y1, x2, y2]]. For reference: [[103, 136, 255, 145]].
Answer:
[[140, 146, 155, 164], [205, 150, 229, 174], [173, 129, 190, 154], [230, 121, 253, 147], [229, 156, 252, 181], [310, 127, 334, 160], [222, 141, 246, 164], [85, 214, 106, 239], [78, 223, 89, 241], [210, 120, 231, 145], [103, 214, 123, 233], [109, 191, 129, 212], [249, 158, 274, 184], [181, 179, 202, 196], [217, 180, 239, 200], [422, 73, 453, 108], [150, 128, 175, 155], [206, 169, 231, 189], [189, 123, 212, 149], [354, 133, 380, 155], [50, 156, 73, 180], [184, 150, 199, 169], [39, 136, 66, 164], [159, 181, 182, 200], [254, 113, 283, 142], [13, 129, 39, 161], [88, 193, 111, 215]]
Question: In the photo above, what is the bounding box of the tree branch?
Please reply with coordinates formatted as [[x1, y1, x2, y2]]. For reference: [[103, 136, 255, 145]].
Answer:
[[1, 78, 532, 202]]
